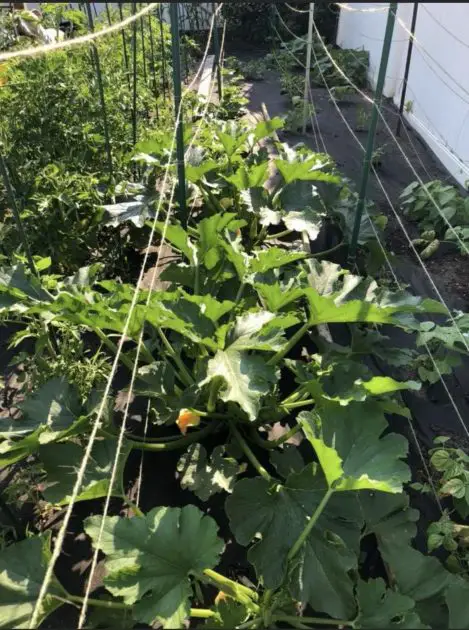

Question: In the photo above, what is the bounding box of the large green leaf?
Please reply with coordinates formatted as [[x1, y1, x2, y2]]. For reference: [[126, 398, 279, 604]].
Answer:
[[224, 162, 269, 190], [251, 117, 284, 143], [417, 320, 469, 355], [152, 221, 194, 261], [283, 206, 323, 240], [355, 579, 426, 629], [304, 286, 446, 327], [1, 379, 77, 439], [298, 402, 409, 493], [101, 197, 151, 228], [0, 379, 97, 465], [303, 262, 447, 326], [279, 180, 322, 213], [226, 466, 362, 619], [0, 536, 63, 629], [176, 444, 240, 501], [135, 361, 176, 398], [146, 292, 219, 350], [185, 159, 218, 183], [445, 579, 469, 629], [275, 157, 341, 185], [249, 248, 307, 275], [255, 283, 304, 312], [360, 492, 453, 626], [200, 349, 278, 420], [226, 310, 296, 352], [85, 505, 224, 628], [0, 264, 50, 303], [16, 377, 82, 438], [197, 213, 246, 273], [39, 438, 131, 505], [37, 290, 147, 339]]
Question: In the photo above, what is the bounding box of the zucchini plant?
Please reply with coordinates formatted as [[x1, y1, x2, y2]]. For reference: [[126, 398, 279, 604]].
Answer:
[[1, 120, 469, 629], [400, 180, 469, 259]]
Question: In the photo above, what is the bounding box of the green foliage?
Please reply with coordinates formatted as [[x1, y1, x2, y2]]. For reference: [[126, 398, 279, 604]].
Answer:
[[0, 7, 183, 275], [225, 56, 267, 81], [1, 92, 468, 630], [276, 34, 369, 92], [428, 437, 469, 519], [401, 180, 469, 257]]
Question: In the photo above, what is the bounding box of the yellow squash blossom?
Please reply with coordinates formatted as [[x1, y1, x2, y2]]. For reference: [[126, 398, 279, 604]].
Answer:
[[214, 591, 230, 604], [176, 409, 200, 435]]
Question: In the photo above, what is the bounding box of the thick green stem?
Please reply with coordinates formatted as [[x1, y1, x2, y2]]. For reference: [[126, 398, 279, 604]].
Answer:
[[230, 423, 272, 483], [91, 327, 134, 372], [273, 614, 354, 628], [156, 327, 194, 386], [228, 282, 246, 323], [265, 228, 292, 241], [249, 424, 302, 450], [126, 422, 217, 451], [287, 487, 334, 561], [309, 239, 345, 259], [207, 377, 222, 413], [64, 594, 219, 620], [279, 386, 307, 406], [267, 321, 310, 366], [66, 594, 127, 610], [282, 399, 314, 410]]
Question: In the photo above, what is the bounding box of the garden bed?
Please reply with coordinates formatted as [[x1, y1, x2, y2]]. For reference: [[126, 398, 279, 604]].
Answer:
[[2, 27, 469, 630]]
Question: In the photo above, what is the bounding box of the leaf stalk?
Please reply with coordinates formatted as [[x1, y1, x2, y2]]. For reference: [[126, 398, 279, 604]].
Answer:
[[287, 486, 334, 561]]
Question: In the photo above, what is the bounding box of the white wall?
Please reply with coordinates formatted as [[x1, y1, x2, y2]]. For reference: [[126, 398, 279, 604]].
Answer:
[[336, 3, 469, 187]]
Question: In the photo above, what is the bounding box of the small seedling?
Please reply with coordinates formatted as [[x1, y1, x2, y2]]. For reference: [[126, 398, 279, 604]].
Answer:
[[355, 105, 370, 131]]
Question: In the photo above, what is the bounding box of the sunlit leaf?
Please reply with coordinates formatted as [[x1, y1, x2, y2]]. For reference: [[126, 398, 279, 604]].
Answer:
[[0, 535, 63, 628], [176, 444, 239, 500], [85, 506, 224, 628], [39, 438, 131, 505]]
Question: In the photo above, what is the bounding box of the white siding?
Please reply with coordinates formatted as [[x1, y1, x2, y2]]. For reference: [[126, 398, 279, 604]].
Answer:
[[336, 3, 469, 187]]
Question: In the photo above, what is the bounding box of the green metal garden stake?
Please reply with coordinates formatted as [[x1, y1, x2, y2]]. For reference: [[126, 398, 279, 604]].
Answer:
[[147, 9, 160, 121], [0, 149, 37, 278], [348, 2, 398, 264], [118, 3, 131, 90], [139, 3, 148, 84], [132, 2, 138, 147], [212, 3, 223, 101], [104, 2, 112, 26], [170, 2, 187, 216], [158, 4, 168, 101], [178, 3, 189, 81], [302, 3, 314, 134], [85, 2, 113, 181]]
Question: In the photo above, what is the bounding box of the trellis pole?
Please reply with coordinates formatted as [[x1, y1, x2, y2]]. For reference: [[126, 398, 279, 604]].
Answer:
[[348, 2, 398, 264], [139, 2, 148, 84], [85, 2, 113, 180], [396, 3, 418, 137], [118, 3, 131, 90], [147, 8, 160, 121], [302, 3, 314, 134], [212, 3, 223, 101], [158, 4, 168, 101], [131, 2, 138, 147], [170, 2, 187, 215]]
